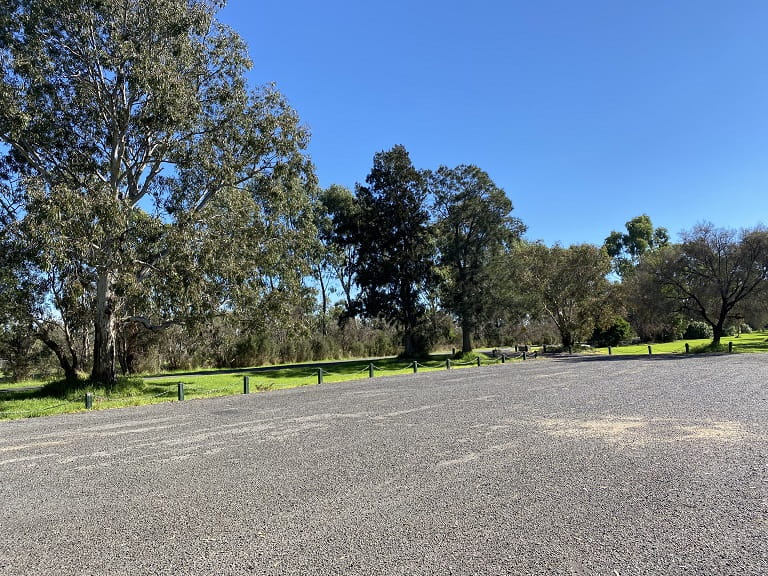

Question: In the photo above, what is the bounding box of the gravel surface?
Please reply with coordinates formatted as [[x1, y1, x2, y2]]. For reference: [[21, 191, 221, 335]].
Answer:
[[1, 354, 767, 575]]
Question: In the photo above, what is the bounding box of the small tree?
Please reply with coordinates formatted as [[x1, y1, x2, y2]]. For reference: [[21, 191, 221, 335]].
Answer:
[[517, 242, 612, 348]]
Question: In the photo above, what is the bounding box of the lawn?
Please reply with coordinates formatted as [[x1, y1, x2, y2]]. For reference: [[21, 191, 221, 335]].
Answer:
[[592, 330, 768, 355], [3, 334, 766, 421], [0, 354, 506, 421]]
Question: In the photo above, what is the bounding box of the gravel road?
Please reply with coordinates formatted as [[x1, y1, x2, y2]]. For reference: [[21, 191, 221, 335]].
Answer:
[[1, 354, 767, 575]]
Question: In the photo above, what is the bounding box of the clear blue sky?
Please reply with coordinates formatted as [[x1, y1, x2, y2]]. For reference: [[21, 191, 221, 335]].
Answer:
[[219, 0, 768, 247]]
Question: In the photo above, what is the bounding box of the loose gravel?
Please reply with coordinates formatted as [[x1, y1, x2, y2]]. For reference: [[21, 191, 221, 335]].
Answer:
[[1, 354, 766, 575]]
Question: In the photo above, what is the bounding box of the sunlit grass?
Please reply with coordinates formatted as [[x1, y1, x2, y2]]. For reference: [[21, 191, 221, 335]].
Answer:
[[0, 354, 508, 420], [594, 331, 768, 355]]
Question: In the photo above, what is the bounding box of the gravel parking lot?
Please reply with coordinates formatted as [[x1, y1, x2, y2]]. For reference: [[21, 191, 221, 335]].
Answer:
[[1, 354, 767, 575]]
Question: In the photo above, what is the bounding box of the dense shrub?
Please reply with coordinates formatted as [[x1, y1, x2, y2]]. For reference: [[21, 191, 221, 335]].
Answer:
[[683, 321, 714, 340], [591, 317, 634, 347], [726, 323, 753, 337]]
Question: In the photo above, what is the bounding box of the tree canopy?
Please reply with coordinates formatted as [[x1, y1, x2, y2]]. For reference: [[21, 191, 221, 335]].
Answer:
[[352, 145, 435, 357], [604, 214, 669, 278], [0, 0, 315, 386], [652, 224, 768, 345], [431, 164, 525, 353]]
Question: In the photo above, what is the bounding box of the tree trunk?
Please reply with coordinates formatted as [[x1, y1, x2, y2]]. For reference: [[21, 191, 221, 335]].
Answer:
[[91, 271, 117, 387], [461, 319, 473, 354], [712, 323, 724, 346], [37, 332, 78, 382], [318, 269, 328, 337], [404, 330, 416, 358]]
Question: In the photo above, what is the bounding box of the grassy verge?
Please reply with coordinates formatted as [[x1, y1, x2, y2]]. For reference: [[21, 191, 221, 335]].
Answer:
[[593, 331, 768, 355], [0, 353, 508, 421]]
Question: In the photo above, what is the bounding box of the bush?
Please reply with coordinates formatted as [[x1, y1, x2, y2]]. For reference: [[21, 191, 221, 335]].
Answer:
[[591, 317, 634, 347], [683, 321, 713, 340], [726, 323, 753, 337]]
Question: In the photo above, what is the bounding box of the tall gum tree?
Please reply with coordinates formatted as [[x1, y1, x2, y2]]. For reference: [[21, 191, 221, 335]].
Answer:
[[431, 164, 525, 353], [0, 0, 314, 386]]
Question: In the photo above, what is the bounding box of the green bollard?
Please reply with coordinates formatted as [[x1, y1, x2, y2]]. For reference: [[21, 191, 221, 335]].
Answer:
[[648, 345, 652, 355], [608, 346, 612, 355], [412, 362, 418, 374], [501, 354, 506, 364], [446, 359, 451, 370], [177, 382, 184, 401], [243, 376, 250, 394], [685, 343, 690, 353], [729, 341, 733, 353], [522, 351, 527, 361], [369, 363, 374, 378], [85, 392, 93, 410], [476, 356, 481, 367], [317, 369, 323, 385]]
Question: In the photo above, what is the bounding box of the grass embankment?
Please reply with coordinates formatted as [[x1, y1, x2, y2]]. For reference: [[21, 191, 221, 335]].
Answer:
[[0, 354, 503, 421]]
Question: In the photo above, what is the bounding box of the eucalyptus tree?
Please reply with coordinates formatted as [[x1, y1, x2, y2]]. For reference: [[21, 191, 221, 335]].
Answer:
[[353, 145, 435, 357], [431, 165, 526, 353], [517, 242, 612, 348], [652, 223, 768, 345], [604, 214, 669, 278], [0, 0, 314, 386], [313, 184, 359, 333]]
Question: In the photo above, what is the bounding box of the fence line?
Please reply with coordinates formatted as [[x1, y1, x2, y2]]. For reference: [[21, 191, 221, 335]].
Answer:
[[2, 352, 538, 416]]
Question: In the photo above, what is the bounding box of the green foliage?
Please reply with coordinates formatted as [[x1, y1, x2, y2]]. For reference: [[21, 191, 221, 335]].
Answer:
[[352, 145, 436, 356], [516, 242, 613, 348], [725, 323, 753, 337], [604, 214, 669, 277], [683, 321, 713, 340], [591, 317, 634, 347], [0, 0, 315, 388], [654, 224, 768, 344], [431, 164, 526, 353]]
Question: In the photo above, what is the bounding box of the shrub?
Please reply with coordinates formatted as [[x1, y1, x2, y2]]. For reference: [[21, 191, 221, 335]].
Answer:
[[683, 321, 713, 340], [726, 323, 754, 337], [591, 317, 634, 347]]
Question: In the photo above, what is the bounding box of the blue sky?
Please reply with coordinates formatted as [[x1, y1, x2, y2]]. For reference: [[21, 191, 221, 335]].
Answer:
[[219, 1, 768, 247]]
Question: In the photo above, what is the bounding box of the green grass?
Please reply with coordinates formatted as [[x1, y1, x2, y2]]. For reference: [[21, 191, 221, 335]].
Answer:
[[3, 335, 766, 421], [593, 331, 768, 355], [0, 354, 506, 421]]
